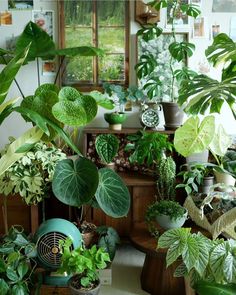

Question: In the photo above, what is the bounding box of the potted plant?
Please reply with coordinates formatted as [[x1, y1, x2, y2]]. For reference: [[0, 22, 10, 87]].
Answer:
[[103, 83, 145, 130], [158, 227, 236, 295], [79, 220, 97, 248], [58, 238, 110, 295], [0, 225, 37, 295], [125, 130, 173, 172], [95, 134, 119, 170], [136, 1, 201, 129], [146, 155, 187, 230], [0, 141, 66, 233], [177, 163, 215, 195], [146, 199, 187, 230]]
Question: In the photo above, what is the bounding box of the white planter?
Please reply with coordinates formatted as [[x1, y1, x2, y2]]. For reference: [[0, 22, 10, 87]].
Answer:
[[186, 150, 209, 165], [214, 170, 236, 187], [156, 209, 188, 230]]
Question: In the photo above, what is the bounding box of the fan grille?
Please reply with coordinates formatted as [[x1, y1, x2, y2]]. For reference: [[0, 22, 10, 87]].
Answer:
[[37, 232, 73, 269]]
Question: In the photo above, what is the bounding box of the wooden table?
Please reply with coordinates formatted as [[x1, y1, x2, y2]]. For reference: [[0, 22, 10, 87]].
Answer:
[[130, 223, 185, 295]]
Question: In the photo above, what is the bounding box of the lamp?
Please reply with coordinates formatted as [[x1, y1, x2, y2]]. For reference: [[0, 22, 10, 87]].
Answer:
[[135, 0, 160, 25]]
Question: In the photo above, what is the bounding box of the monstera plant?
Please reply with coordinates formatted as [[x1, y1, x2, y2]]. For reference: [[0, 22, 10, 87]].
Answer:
[[178, 33, 236, 119]]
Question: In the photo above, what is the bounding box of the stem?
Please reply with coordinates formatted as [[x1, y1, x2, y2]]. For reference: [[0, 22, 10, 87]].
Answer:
[[2, 195, 8, 235], [42, 199, 45, 222], [169, 1, 178, 102], [2, 56, 25, 98], [36, 57, 40, 87], [54, 56, 65, 85]]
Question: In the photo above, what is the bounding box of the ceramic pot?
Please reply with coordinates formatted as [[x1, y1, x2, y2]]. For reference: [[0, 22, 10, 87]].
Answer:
[[156, 209, 188, 230], [104, 112, 127, 130], [214, 170, 236, 187], [68, 276, 101, 295], [161, 102, 184, 130], [186, 150, 209, 166], [199, 175, 215, 194]]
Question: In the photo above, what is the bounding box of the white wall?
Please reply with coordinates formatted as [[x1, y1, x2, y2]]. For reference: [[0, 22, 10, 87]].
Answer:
[[0, 0, 235, 148]]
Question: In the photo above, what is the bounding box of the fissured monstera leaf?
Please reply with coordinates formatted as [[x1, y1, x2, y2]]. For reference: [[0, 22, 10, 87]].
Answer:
[[95, 134, 119, 164], [52, 158, 99, 207], [95, 168, 130, 218], [15, 21, 55, 62], [174, 116, 215, 157]]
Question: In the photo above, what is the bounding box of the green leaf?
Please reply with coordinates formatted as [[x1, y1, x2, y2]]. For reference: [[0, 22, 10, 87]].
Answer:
[[0, 45, 30, 104], [89, 91, 115, 110], [209, 125, 232, 157], [174, 263, 188, 277], [166, 240, 184, 267], [98, 236, 117, 261], [12, 283, 28, 295], [40, 46, 104, 58], [95, 134, 119, 164], [182, 235, 199, 272], [95, 168, 130, 218], [58, 86, 81, 101], [52, 100, 87, 126], [137, 24, 163, 42], [210, 242, 227, 283], [158, 228, 191, 249], [7, 252, 20, 263], [181, 4, 201, 18], [149, 0, 168, 10], [77, 95, 98, 124], [178, 74, 236, 119], [7, 267, 19, 282], [0, 127, 43, 177], [52, 158, 99, 207], [169, 42, 195, 62], [174, 116, 215, 157], [0, 279, 9, 295], [135, 54, 157, 79], [17, 261, 29, 280], [206, 33, 236, 67], [195, 281, 236, 295], [15, 21, 55, 62], [35, 83, 59, 96], [0, 258, 6, 273]]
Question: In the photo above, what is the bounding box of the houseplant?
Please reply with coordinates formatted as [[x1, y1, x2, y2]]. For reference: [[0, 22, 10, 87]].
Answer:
[[95, 134, 119, 170], [146, 155, 187, 230], [176, 163, 214, 195], [58, 238, 110, 295], [0, 225, 37, 295], [158, 227, 236, 295], [136, 1, 201, 129], [102, 83, 145, 130]]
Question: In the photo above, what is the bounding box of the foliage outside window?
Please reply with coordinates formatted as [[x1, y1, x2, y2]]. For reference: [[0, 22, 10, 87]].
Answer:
[[60, 0, 129, 90]]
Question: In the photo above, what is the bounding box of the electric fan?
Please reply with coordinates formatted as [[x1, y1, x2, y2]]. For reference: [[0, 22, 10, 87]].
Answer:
[[34, 218, 82, 286]]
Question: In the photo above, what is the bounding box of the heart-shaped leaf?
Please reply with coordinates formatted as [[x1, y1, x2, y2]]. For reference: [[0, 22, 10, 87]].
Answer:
[[52, 158, 99, 207], [78, 95, 98, 123], [209, 125, 232, 157], [95, 134, 119, 164], [58, 86, 82, 101], [174, 116, 215, 157], [95, 168, 130, 218]]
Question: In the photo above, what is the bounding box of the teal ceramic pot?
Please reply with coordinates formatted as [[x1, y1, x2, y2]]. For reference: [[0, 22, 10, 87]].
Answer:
[[156, 209, 188, 230], [104, 112, 127, 130]]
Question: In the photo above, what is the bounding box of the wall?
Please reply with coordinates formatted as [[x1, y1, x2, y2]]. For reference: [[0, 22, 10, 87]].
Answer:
[[0, 0, 235, 148]]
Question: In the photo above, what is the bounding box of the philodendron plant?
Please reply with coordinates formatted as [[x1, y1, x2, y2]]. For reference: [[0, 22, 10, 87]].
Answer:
[[95, 134, 119, 165], [158, 227, 236, 295], [178, 33, 236, 119]]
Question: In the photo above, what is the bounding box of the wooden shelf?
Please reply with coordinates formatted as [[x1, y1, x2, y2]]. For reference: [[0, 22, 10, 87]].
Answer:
[[83, 127, 175, 135]]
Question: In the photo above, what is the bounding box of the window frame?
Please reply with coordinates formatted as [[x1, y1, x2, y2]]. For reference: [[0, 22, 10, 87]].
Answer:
[[59, 0, 130, 91]]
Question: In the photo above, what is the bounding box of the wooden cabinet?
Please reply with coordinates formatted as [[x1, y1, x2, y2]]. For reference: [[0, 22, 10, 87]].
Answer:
[[82, 128, 176, 236]]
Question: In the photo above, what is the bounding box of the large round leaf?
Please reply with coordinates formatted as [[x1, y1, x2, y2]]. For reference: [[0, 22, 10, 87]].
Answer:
[[174, 116, 215, 157], [52, 100, 87, 126], [78, 95, 98, 123], [35, 83, 59, 96], [52, 158, 99, 207], [58, 86, 81, 102], [95, 168, 130, 218]]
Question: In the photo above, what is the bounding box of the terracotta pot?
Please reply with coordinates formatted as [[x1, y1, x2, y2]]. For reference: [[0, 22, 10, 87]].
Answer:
[[161, 102, 184, 130]]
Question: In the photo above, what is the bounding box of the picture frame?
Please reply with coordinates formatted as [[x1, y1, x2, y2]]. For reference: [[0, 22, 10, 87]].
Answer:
[[137, 32, 188, 101], [166, 0, 190, 29], [193, 17, 207, 38], [211, 24, 220, 39], [0, 11, 12, 25], [212, 0, 236, 13], [32, 10, 54, 39], [8, 0, 33, 10]]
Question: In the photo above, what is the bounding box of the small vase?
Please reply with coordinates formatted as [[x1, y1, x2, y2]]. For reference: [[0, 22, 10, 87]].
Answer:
[[104, 112, 127, 131]]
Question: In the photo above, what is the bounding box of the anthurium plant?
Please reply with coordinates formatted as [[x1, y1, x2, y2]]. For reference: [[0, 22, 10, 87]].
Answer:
[[158, 227, 236, 295], [95, 134, 119, 164]]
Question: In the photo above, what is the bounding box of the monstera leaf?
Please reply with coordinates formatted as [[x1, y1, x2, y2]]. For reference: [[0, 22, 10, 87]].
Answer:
[[178, 74, 236, 119], [52, 158, 99, 207], [135, 54, 157, 79], [95, 168, 130, 218], [95, 134, 119, 164], [194, 281, 236, 295], [206, 33, 236, 67], [136, 24, 163, 42], [174, 116, 215, 157], [169, 42, 195, 62]]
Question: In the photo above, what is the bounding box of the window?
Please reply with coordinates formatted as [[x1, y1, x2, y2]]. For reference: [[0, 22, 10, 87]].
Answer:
[[60, 0, 129, 90]]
